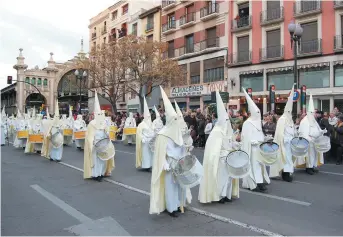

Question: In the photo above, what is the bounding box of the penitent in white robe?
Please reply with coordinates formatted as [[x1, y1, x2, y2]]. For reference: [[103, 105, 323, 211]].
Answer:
[[241, 119, 270, 190], [50, 145, 63, 161], [1, 123, 6, 145]]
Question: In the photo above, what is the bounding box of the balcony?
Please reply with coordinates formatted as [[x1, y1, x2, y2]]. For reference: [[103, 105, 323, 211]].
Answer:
[[294, 1, 321, 18], [162, 49, 175, 59], [260, 45, 284, 62], [179, 12, 195, 28], [162, 21, 176, 35], [334, 0, 343, 9], [146, 22, 154, 32], [176, 37, 221, 59], [200, 37, 220, 50], [260, 7, 284, 26], [200, 3, 219, 21], [297, 39, 322, 57], [227, 51, 252, 66], [91, 33, 96, 40], [231, 15, 252, 33], [101, 27, 107, 35], [162, 0, 176, 10], [334, 35, 343, 52]]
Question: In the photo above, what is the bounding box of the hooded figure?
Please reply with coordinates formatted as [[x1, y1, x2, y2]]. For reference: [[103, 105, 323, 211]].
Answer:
[[42, 100, 63, 161], [1, 107, 7, 146], [13, 109, 28, 149], [83, 91, 115, 181], [174, 100, 193, 152], [152, 106, 164, 134], [136, 97, 155, 170], [25, 110, 44, 154], [46, 107, 51, 120], [74, 114, 87, 150], [122, 112, 136, 145], [198, 90, 239, 204], [296, 94, 325, 174], [241, 87, 270, 192], [270, 84, 296, 182], [149, 86, 192, 217], [62, 108, 73, 146]]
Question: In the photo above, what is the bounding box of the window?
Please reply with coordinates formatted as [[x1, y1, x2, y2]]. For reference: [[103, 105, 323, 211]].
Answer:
[[168, 13, 175, 28], [43, 79, 48, 86], [122, 4, 128, 15], [167, 40, 174, 58], [335, 65, 343, 87], [266, 29, 281, 58], [25, 77, 30, 84], [299, 66, 329, 88], [203, 57, 224, 83], [237, 36, 250, 62], [132, 23, 137, 36], [103, 37, 106, 44], [185, 34, 194, 53], [147, 35, 153, 42], [267, 71, 294, 90], [112, 10, 118, 20], [31, 78, 36, 85], [206, 27, 217, 47], [234, 2, 250, 28], [266, 0, 281, 21], [190, 62, 200, 84], [37, 78, 42, 86], [147, 14, 154, 31], [240, 74, 264, 92], [300, 21, 318, 54]]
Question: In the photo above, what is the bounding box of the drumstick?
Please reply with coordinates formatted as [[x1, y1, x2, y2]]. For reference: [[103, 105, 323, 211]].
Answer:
[[180, 188, 184, 213]]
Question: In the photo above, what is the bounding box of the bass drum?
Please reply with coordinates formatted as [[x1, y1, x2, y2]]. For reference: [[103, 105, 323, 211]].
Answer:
[[50, 127, 63, 148], [94, 130, 115, 161], [258, 142, 279, 165], [225, 150, 250, 178], [313, 136, 331, 153], [290, 137, 309, 157], [173, 155, 203, 189]]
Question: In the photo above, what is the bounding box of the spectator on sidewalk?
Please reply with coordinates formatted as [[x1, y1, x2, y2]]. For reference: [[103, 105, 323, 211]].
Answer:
[[331, 115, 343, 165]]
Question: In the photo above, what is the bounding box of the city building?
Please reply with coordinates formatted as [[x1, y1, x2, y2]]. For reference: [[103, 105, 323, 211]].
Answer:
[[161, 0, 230, 111], [226, 0, 343, 114]]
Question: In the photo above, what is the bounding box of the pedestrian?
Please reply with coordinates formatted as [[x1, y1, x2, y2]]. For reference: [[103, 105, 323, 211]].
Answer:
[[331, 115, 343, 165]]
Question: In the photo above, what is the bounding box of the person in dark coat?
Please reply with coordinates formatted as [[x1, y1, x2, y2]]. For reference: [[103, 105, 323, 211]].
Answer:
[[197, 115, 206, 148], [331, 115, 343, 165]]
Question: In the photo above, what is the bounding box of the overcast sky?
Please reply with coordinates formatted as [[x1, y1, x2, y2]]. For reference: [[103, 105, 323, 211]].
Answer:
[[0, 0, 114, 90]]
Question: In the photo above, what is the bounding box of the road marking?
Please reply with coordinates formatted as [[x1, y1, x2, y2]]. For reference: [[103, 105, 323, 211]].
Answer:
[[240, 189, 311, 206], [293, 181, 311, 185], [58, 162, 283, 236], [31, 184, 92, 223], [320, 171, 343, 176]]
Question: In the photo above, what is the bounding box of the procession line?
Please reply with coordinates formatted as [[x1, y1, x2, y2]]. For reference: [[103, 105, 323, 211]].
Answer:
[[58, 162, 282, 236]]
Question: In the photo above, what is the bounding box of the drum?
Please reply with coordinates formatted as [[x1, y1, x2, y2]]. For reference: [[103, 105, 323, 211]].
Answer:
[[313, 136, 331, 153], [225, 150, 250, 178], [63, 129, 73, 136], [51, 127, 63, 148], [28, 134, 44, 143], [172, 154, 204, 189], [74, 131, 86, 140], [258, 142, 279, 165], [123, 127, 137, 135], [291, 137, 309, 157], [17, 130, 29, 139], [94, 130, 115, 161]]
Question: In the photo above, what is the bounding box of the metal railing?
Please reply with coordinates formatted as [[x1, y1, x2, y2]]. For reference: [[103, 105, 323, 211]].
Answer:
[[91, 33, 96, 39], [228, 51, 252, 64], [162, 20, 176, 32], [179, 12, 195, 26], [294, 1, 321, 15], [260, 7, 284, 24], [334, 35, 343, 50], [162, 0, 176, 8], [298, 39, 322, 55], [101, 27, 107, 35], [260, 45, 284, 61], [146, 22, 154, 32], [231, 15, 252, 31], [200, 37, 219, 50], [334, 0, 343, 8], [200, 3, 219, 18]]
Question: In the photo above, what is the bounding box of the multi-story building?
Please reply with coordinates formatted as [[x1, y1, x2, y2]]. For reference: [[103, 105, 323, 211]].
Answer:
[[89, 7, 110, 50], [162, 0, 230, 111], [227, 0, 343, 114]]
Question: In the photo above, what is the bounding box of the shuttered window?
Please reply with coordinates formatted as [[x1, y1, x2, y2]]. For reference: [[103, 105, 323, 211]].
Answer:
[[266, 29, 281, 58], [203, 57, 224, 83], [300, 21, 318, 54], [190, 61, 200, 84], [266, 0, 280, 20]]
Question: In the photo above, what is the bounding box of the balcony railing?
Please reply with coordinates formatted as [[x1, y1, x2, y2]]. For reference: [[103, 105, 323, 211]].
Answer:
[[200, 3, 219, 20], [200, 37, 220, 50], [228, 51, 252, 65], [162, 20, 176, 33], [231, 15, 252, 32], [298, 38, 322, 56], [162, 0, 176, 9], [260, 7, 284, 25], [163, 49, 175, 59], [260, 45, 284, 62], [334, 35, 343, 52], [101, 27, 107, 35], [92, 33, 96, 40], [334, 0, 343, 9], [179, 13, 195, 27], [294, 1, 321, 17], [146, 22, 154, 32]]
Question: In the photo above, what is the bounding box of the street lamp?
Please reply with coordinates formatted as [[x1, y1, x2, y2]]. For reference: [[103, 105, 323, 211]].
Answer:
[[288, 21, 303, 119], [74, 69, 87, 114]]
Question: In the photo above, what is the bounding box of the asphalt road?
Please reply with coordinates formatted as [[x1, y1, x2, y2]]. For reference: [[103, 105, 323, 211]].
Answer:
[[2, 141, 343, 236]]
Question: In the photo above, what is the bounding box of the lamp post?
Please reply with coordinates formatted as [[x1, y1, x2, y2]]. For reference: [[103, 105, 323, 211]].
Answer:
[[74, 69, 87, 114], [288, 21, 303, 119]]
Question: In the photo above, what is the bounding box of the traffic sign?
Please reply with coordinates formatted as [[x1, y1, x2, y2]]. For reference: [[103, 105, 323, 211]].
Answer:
[[289, 89, 300, 102]]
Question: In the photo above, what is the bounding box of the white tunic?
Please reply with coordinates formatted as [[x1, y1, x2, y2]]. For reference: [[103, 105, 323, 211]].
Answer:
[[141, 130, 154, 169]]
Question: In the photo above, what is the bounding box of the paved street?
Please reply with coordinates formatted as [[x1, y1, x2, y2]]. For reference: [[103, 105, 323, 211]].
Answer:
[[2, 141, 343, 236]]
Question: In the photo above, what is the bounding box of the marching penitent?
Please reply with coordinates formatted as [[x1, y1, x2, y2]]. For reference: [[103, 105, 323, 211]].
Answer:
[[83, 91, 115, 182], [74, 115, 86, 150], [295, 94, 328, 174], [61, 109, 74, 146], [152, 106, 164, 134], [199, 90, 241, 204], [1, 107, 7, 146], [135, 97, 154, 171], [13, 109, 28, 149], [122, 112, 136, 146]]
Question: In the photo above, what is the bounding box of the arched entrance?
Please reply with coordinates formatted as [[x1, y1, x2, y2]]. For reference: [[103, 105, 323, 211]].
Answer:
[[57, 69, 88, 114], [25, 93, 46, 113]]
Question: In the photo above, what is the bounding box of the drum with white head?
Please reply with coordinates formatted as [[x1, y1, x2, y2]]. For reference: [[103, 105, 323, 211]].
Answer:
[[313, 136, 331, 153], [258, 141, 279, 165], [50, 126, 63, 148], [291, 137, 309, 157], [225, 150, 250, 178], [93, 130, 115, 160]]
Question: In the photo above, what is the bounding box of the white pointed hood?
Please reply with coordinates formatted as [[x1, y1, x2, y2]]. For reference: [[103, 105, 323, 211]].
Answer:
[[158, 86, 183, 146], [154, 106, 160, 119], [17, 109, 23, 119], [283, 84, 295, 120], [94, 91, 101, 114], [242, 87, 261, 120], [69, 106, 73, 118], [32, 106, 36, 119], [307, 93, 316, 123], [53, 100, 60, 125], [94, 89, 105, 129], [174, 100, 188, 133], [215, 90, 233, 136], [143, 97, 152, 127], [2, 106, 6, 118], [46, 107, 51, 119]]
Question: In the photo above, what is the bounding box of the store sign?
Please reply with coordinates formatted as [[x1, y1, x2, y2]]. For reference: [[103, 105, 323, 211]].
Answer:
[[208, 81, 227, 93], [170, 85, 204, 97]]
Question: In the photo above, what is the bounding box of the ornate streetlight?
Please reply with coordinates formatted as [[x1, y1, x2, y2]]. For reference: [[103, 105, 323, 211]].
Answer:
[[288, 21, 303, 118], [74, 69, 87, 114]]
